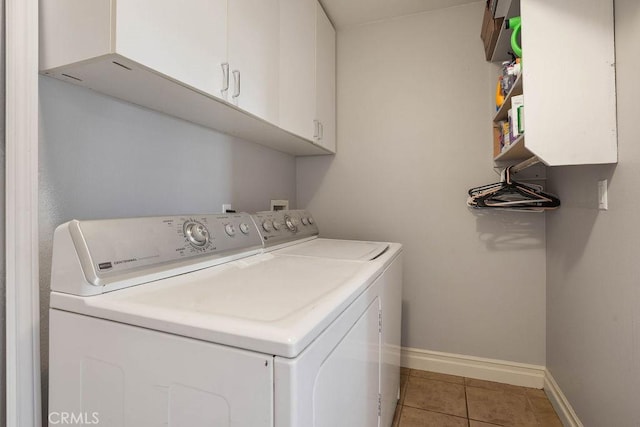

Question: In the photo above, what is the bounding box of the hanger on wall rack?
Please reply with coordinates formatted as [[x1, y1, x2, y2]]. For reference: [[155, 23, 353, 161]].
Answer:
[[467, 156, 560, 212]]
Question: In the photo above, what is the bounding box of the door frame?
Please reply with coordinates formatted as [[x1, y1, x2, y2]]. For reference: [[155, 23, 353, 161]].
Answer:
[[5, 0, 41, 425]]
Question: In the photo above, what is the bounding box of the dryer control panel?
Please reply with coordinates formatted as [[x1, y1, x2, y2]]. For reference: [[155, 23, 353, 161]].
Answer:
[[251, 209, 319, 249], [51, 213, 263, 295]]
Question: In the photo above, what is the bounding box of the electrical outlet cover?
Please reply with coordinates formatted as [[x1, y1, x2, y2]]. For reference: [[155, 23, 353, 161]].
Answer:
[[597, 180, 608, 210], [270, 200, 289, 211]]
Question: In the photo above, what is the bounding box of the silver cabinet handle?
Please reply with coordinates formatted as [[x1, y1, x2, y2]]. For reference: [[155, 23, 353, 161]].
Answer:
[[221, 63, 229, 93], [232, 70, 241, 98], [313, 120, 320, 138]]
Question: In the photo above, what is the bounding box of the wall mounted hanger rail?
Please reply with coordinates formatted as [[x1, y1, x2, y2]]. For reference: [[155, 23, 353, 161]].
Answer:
[[467, 155, 559, 212]]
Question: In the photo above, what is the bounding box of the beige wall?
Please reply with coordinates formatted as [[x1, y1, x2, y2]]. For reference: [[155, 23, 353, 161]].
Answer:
[[545, 0, 640, 425], [297, 2, 547, 364]]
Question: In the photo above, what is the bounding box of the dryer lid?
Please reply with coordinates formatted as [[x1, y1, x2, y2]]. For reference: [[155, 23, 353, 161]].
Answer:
[[275, 238, 389, 261]]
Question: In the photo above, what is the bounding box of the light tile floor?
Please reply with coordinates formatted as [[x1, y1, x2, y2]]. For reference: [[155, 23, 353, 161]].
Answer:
[[393, 368, 563, 427]]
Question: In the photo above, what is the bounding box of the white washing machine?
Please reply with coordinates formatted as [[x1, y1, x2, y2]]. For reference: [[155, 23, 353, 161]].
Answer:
[[48, 212, 402, 427], [252, 210, 403, 427]]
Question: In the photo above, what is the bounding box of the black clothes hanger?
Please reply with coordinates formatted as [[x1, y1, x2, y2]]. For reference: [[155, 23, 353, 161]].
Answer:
[[467, 166, 560, 211]]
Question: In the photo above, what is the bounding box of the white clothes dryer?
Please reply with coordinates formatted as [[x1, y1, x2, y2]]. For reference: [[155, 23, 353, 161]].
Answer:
[[252, 210, 403, 427], [48, 212, 402, 427]]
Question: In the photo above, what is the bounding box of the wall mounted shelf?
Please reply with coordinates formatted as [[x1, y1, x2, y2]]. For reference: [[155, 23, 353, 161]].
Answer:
[[487, 0, 617, 167]]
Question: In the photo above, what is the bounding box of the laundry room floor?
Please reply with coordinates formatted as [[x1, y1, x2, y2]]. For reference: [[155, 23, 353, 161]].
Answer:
[[392, 368, 563, 427]]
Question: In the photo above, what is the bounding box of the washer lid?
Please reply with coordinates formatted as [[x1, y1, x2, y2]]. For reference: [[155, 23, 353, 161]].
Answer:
[[50, 253, 387, 358], [275, 238, 389, 261]]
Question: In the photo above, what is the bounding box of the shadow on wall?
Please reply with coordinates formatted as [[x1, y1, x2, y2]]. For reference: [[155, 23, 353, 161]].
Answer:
[[546, 163, 616, 274], [470, 210, 545, 251], [296, 155, 334, 208], [471, 162, 617, 255]]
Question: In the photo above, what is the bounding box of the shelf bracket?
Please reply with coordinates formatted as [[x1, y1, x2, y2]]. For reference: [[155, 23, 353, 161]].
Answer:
[[511, 155, 541, 174]]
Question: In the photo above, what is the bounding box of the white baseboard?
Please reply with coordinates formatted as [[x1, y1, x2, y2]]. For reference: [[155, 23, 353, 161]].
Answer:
[[401, 347, 545, 389], [401, 347, 586, 426], [544, 369, 584, 427]]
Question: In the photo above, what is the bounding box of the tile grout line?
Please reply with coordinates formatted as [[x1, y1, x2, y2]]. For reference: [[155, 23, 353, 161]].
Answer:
[[524, 391, 550, 427], [524, 392, 536, 426], [464, 378, 471, 427], [401, 402, 469, 421]]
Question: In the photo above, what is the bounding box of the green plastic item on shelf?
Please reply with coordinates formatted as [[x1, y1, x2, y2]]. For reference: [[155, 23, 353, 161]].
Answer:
[[507, 16, 522, 57]]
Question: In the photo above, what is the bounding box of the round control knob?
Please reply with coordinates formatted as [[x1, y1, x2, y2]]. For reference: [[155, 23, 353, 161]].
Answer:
[[262, 220, 274, 232], [225, 224, 236, 237], [308, 217, 315, 225], [273, 220, 282, 231], [284, 216, 297, 232], [301, 217, 309, 226], [239, 223, 250, 234], [184, 221, 209, 247]]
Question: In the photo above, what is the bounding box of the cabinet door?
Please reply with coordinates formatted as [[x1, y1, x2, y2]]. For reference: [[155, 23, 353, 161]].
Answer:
[[228, 0, 280, 124], [116, 0, 229, 100], [279, 0, 316, 140], [315, 3, 336, 153], [521, 0, 617, 165]]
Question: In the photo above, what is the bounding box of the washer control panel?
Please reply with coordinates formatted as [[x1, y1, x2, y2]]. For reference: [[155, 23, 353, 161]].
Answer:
[[251, 209, 318, 248], [65, 212, 262, 288]]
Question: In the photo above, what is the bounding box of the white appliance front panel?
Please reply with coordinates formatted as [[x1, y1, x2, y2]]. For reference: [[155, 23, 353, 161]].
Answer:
[[274, 268, 389, 427], [49, 309, 273, 427], [379, 255, 403, 427], [275, 238, 389, 261], [313, 298, 381, 427]]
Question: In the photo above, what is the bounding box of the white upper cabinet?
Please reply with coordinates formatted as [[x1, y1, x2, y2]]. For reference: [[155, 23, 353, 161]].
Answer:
[[521, 0, 617, 165], [39, 0, 334, 156], [279, 0, 337, 154], [228, 0, 280, 124], [40, 0, 228, 100], [116, 0, 229, 100], [40, 0, 112, 70], [315, 3, 337, 153], [279, 0, 317, 141]]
